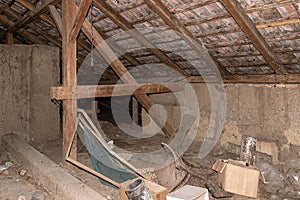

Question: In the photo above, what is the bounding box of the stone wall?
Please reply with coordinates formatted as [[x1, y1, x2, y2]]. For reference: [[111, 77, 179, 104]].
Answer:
[[0, 45, 60, 143], [142, 83, 300, 162]]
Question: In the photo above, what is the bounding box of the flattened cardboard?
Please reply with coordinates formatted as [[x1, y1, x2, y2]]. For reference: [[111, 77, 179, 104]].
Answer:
[[212, 159, 228, 173], [212, 159, 260, 198], [166, 185, 209, 200]]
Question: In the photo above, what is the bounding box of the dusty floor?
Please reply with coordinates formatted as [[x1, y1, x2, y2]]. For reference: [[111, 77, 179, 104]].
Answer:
[[0, 146, 52, 200], [29, 120, 299, 200]]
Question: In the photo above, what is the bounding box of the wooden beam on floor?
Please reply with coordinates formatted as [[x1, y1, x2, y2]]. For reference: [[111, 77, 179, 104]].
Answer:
[[219, 0, 287, 75], [50, 82, 184, 100], [94, 0, 189, 77], [188, 74, 300, 84], [80, 12, 176, 138], [62, 0, 77, 160], [144, 0, 228, 76], [70, 0, 92, 42]]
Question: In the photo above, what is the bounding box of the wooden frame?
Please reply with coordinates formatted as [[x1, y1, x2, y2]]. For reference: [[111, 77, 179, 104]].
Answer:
[[50, 82, 184, 100], [48, 0, 182, 160], [65, 109, 148, 188], [219, 0, 287, 75]]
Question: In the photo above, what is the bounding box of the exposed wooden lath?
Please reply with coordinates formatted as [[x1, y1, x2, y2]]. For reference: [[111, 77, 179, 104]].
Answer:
[[94, 0, 190, 77], [143, 0, 228, 76], [0, 0, 298, 79], [220, 0, 288, 75]]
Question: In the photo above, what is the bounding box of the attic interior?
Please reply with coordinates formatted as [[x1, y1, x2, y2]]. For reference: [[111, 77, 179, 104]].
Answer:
[[0, 0, 299, 199]]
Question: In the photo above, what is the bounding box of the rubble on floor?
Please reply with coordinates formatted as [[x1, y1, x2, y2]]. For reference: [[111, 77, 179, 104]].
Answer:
[[0, 147, 50, 200]]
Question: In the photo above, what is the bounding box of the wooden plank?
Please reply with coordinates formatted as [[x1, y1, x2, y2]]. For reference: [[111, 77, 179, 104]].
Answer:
[[48, 5, 63, 35], [144, 0, 228, 76], [187, 74, 300, 84], [66, 157, 121, 188], [94, 1, 189, 77], [256, 18, 300, 29], [80, 12, 176, 138], [219, 0, 287, 75], [70, 0, 92, 41], [62, 0, 77, 160], [50, 82, 184, 100]]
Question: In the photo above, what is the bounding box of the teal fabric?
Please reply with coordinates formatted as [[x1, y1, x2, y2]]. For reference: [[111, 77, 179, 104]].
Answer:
[[77, 116, 137, 188]]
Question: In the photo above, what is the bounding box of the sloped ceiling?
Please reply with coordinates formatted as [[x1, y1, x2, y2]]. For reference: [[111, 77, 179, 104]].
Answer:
[[0, 0, 299, 82]]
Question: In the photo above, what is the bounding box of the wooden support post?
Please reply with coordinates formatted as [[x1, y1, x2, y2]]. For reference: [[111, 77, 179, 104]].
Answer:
[[62, 0, 77, 160], [70, 0, 92, 41], [132, 97, 139, 125], [80, 15, 176, 138], [5, 32, 13, 44]]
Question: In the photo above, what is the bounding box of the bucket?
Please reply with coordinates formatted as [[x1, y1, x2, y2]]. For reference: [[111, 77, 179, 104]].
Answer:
[[125, 179, 153, 200], [240, 135, 257, 165]]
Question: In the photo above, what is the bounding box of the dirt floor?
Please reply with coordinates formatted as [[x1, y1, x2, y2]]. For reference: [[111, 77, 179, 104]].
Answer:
[[0, 146, 52, 200], [26, 119, 300, 200]]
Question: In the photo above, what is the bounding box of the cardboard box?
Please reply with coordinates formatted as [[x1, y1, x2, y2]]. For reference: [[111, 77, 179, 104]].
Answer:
[[212, 159, 260, 198], [166, 185, 209, 200], [120, 178, 168, 200]]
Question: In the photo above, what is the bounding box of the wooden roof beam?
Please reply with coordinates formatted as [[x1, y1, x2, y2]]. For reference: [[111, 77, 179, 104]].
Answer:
[[144, 0, 228, 76], [94, 0, 189, 77], [188, 74, 300, 84], [0, 14, 45, 44], [219, 0, 287, 75], [51, 82, 184, 100], [48, 5, 63, 35], [69, 0, 92, 42], [13, 0, 59, 30], [79, 10, 177, 138]]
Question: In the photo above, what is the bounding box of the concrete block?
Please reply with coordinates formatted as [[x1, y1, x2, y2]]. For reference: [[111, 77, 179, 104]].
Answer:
[[2, 134, 107, 200]]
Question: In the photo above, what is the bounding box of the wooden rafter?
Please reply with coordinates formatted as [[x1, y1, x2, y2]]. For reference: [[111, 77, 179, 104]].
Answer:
[[49, 3, 134, 80], [79, 9, 176, 138], [3, 2, 87, 63], [5, 0, 58, 33], [0, 14, 45, 44], [69, 0, 92, 42], [48, 5, 63, 35], [94, 0, 189, 77], [219, 0, 287, 75], [0, 2, 61, 49], [50, 82, 184, 100], [144, 0, 228, 76]]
